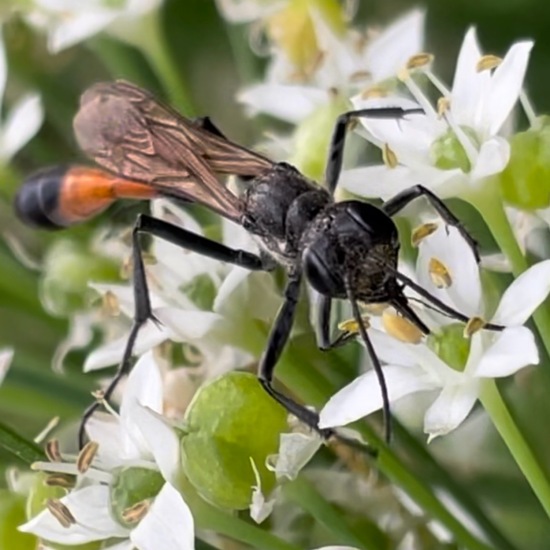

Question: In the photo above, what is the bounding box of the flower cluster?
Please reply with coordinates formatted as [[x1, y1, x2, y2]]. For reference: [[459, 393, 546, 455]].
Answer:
[[4, 1, 550, 549]]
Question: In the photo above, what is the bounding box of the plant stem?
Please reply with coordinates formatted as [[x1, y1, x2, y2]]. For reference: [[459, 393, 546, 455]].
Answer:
[[480, 380, 550, 518]]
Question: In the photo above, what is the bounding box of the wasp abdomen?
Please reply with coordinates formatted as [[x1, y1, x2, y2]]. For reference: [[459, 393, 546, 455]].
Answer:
[[14, 165, 68, 229]]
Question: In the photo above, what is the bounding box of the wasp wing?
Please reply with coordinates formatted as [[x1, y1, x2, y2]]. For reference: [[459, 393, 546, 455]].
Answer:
[[73, 80, 274, 222]]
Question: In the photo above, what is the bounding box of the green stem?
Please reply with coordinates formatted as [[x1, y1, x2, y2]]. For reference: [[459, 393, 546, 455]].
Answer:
[[468, 184, 550, 359], [137, 12, 195, 114], [283, 477, 389, 550], [480, 380, 550, 518]]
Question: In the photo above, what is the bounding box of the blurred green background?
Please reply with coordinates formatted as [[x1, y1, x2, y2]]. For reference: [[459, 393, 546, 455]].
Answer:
[[2, 0, 550, 547]]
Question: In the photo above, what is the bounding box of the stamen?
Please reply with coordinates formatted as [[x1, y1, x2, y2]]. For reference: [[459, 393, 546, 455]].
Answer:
[[382, 311, 423, 344], [464, 316, 486, 338], [360, 85, 387, 99], [45, 474, 76, 489], [122, 500, 151, 524], [349, 70, 372, 83], [476, 54, 502, 72], [382, 143, 398, 168], [338, 316, 370, 334], [47, 499, 76, 528], [429, 258, 452, 288], [406, 52, 434, 70], [45, 439, 62, 463], [398, 69, 438, 119], [411, 222, 439, 247], [101, 291, 120, 317], [77, 441, 99, 474], [519, 89, 538, 128], [424, 70, 451, 97], [437, 97, 451, 118], [34, 417, 60, 444]]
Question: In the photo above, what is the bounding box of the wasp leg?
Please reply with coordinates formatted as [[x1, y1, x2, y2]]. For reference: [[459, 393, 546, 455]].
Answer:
[[314, 295, 356, 350], [79, 213, 268, 447], [325, 106, 423, 196], [382, 185, 480, 262], [257, 271, 330, 434]]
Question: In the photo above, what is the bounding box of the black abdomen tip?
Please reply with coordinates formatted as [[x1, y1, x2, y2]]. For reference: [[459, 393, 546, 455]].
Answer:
[[15, 166, 69, 229]]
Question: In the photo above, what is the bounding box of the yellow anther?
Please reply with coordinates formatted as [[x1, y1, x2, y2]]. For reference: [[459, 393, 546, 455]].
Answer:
[[47, 499, 76, 528], [437, 97, 451, 118], [102, 290, 120, 317], [349, 70, 372, 83], [45, 474, 76, 489], [397, 67, 410, 82], [360, 85, 387, 99], [76, 441, 99, 474], [411, 222, 439, 247], [476, 54, 502, 72], [338, 316, 370, 334], [45, 439, 61, 463], [463, 316, 486, 338], [382, 310, 423, 344], [429, 257, 452, 288], [122, 500, 151, 524], [406, 52, 434, 69], [382, 143, 398, 168]]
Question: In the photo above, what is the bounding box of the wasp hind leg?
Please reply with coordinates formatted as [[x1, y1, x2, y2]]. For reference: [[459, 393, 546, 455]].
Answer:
[[78, 213, 268, 447]]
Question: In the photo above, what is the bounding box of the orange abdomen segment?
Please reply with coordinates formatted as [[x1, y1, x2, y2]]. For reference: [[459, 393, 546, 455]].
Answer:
[[15, 166, 157, 229]]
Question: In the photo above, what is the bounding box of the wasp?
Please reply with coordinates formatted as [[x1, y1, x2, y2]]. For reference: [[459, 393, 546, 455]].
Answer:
[[15, 80, 497, 447]]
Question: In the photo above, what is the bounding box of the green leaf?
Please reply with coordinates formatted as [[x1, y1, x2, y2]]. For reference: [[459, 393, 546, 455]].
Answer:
[[0, 420, 45, 465]]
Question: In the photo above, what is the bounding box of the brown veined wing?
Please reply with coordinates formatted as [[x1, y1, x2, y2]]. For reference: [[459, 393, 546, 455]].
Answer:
[[72, 80, 274, 223]]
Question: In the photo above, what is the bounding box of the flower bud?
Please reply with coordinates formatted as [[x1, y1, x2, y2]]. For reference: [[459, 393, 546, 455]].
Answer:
[[498, 118, 550, 209], [181, 371, 288, 510]]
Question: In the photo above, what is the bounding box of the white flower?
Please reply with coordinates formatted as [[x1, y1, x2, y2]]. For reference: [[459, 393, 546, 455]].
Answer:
[[19, 352, 193, 549], [239, 9, 425, 125], [319, 226, 550, 440], [23, 0, 162, 53], [340, 28, 533, 201], [0, 28, 43, 161], [82, 199, 279, 376]]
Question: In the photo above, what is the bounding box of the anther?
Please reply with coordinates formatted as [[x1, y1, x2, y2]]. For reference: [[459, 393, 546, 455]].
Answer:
[[476, 54, 502, 72], [464, 316, 486, 338], [122, 500, 151, 524], [45, 439, 62, 463], [76, 441, 99, 474], [406, 53, 434, 69], [382, 143, 398, 168], [437, 97, 451, 118], [411, 222, 439, 247], [428, 258, 452, 288], [47, 499, 76, 528], [382, 311, 423, 344]]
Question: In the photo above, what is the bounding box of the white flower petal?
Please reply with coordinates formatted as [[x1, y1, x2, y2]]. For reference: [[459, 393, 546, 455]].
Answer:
[[0, 93, 43, 161], [268, 432, 323, 481], [486, 41, 534, 136], [238, 84, 329, 124], [470, 136, 510, 180], [154, 308, 222, 341], [451, 27, 488, 130], [84, 319, 170, 371], [132, 404, 181, 483], [417, 225, 482, 317], [0, 348, 13, 385], [474, 327, 538, 377], [424, 380, 479, 440], [249, 458, 277, 523], [215, 0, 283, 22], [19, 485, 128, 543], [47, 11, 119, 53], [364, 10, 425, 81], [130, 483, 194, 550], [85, 413, 125, 467], [319, 366, 435, 428], [492, 259, 550, 325], [122, 351, 163, 414]]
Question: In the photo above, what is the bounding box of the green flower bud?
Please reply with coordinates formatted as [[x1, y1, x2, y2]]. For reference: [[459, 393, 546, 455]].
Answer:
[[181, 371, 288, 510], [431, 127, 478, 173], [41, 240, 119, 316], [291, 95, 350, 180], [110, 467, 165, 528], [499, 117, 550, 209], [428, 323, 471, 372]]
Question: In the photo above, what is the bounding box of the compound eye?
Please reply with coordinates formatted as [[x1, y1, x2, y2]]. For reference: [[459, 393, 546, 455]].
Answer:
[[345, 201, 398, 243], [303, 246, 344, 296]]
